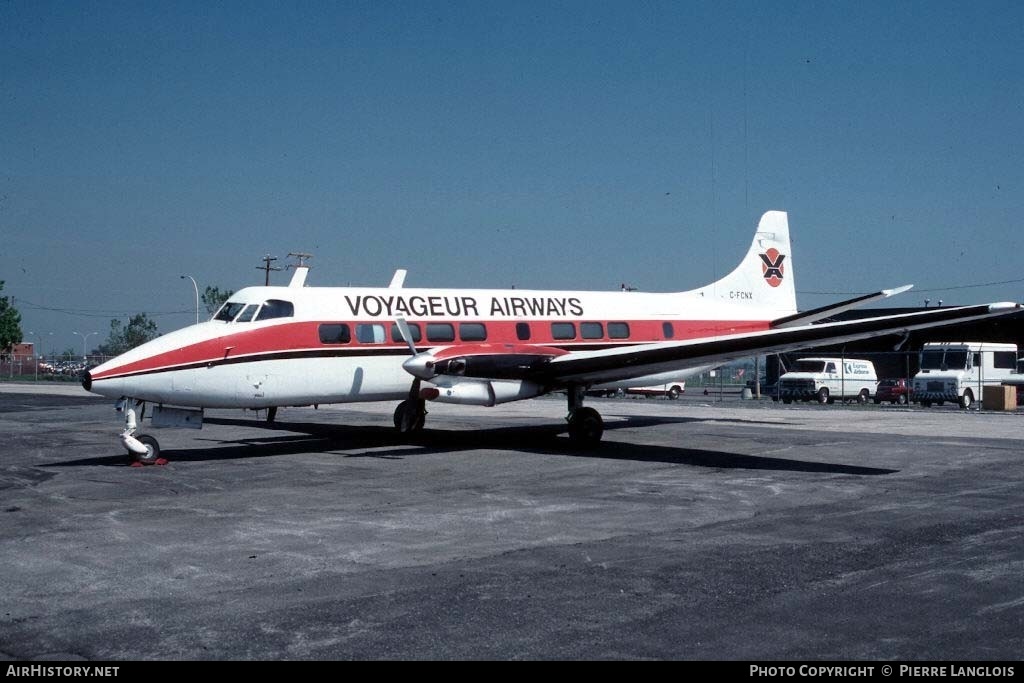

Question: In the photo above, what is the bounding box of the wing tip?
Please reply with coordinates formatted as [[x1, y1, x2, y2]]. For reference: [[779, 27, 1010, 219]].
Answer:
[[989, 302, 1022, 312], [881, 284, 914, 297]]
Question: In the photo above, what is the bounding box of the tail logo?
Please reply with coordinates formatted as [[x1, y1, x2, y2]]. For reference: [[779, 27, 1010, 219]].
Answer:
[[759, 249, 786, 288]]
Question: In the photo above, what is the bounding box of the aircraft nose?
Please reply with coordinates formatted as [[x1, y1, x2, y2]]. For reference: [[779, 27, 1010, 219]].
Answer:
[[81, 370, 92, 392], [402, 353, 436, 380]]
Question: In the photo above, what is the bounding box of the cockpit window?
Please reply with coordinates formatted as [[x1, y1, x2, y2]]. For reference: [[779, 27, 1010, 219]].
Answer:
[[214, 302, 246, 322], [235, 304, 260, 323], [255, 299, 294, 321]]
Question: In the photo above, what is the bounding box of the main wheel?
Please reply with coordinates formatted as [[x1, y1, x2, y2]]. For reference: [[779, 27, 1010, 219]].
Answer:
[[568, 407, 603, 447], [393, 400, 426, 434], [135, 434, 161, 465]]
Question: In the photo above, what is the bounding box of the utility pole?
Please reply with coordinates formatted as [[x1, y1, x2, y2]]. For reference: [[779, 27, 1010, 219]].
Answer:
[[256, 255, 282, 286]]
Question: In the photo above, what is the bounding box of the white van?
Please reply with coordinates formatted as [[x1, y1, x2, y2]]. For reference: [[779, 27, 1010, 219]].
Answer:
[[779, 358, 878, 404], [912, 342, 1018, 409]]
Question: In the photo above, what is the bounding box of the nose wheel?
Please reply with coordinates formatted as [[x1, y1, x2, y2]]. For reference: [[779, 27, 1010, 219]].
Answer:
[[128, 434, 165, 466]]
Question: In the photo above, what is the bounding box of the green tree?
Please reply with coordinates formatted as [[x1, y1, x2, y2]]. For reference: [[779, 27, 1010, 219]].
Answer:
[[0, 281, 24, 360], [201, 286, 234, 317], [96, 313, 159, 357]]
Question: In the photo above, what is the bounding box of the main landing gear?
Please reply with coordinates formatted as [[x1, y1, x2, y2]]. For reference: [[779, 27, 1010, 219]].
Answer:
[[118, 399, 166, 466], [567, 385, 604, 447], [394, 398, 427, 436]]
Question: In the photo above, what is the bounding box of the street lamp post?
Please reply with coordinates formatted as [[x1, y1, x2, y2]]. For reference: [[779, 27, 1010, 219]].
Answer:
[[72, 331, 98, 361], [181, 275, 200, 325]]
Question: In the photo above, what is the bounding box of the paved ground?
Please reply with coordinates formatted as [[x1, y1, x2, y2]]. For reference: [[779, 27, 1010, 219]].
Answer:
[[0, 383, 1021, 660]]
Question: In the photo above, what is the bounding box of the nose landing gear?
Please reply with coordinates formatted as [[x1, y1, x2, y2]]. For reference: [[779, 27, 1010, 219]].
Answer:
[[118, 399, 167, 466]]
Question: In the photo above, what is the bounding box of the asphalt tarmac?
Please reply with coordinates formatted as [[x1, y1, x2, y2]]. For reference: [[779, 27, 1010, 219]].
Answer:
[[1, 383, 1021, 660]]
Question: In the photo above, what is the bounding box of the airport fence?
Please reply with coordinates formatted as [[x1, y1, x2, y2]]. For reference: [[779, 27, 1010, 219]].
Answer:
[[0, 356, 116, 382]]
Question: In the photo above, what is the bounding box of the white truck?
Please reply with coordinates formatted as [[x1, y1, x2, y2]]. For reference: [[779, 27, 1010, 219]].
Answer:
[[778, 358, 878, 404], [911, 342, 1018, 409]]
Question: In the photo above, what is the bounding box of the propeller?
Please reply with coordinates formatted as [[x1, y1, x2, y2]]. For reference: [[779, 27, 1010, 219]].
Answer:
[[396, 318, 437, 380]]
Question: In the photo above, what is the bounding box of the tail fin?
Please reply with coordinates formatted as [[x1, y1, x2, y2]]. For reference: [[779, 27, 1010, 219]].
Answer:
[[706, 210, 797, 318]]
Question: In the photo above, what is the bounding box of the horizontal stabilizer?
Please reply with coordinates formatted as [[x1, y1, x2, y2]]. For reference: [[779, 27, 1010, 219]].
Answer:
[[771, 285, 914, 328]]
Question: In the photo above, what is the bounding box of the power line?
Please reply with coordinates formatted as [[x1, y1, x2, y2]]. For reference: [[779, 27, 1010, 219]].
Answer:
[[801, 277, 1024, 297], [15, 297, 192, 318]]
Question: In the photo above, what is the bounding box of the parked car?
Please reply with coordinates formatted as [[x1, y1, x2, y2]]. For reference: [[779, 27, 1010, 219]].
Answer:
[[873, 378, 910, 405], [626, 382, 685, 399]]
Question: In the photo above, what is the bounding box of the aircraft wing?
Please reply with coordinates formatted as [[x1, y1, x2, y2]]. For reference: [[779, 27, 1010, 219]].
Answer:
[[540, 302, 1020, 386]]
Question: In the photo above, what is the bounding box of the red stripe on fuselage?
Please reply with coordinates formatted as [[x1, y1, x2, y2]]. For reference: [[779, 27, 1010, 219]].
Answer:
[[91, 318, 770, 381]]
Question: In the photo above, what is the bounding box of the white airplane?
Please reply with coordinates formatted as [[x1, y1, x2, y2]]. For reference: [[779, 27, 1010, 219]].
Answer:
[[84, 211, 1020, 463]]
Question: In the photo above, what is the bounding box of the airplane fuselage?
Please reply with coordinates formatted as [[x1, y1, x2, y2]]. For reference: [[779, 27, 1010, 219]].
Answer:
[[86, 284, 776, 409]]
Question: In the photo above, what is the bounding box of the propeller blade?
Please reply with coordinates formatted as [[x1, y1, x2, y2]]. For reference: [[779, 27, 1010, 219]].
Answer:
[[395, 317, 418, 356]]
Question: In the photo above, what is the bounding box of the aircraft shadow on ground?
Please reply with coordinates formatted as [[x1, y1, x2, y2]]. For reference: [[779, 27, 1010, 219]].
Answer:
[[47, 414, 897, 476]]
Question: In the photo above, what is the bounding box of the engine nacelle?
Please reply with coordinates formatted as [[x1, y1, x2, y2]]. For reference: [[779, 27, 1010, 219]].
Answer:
[[423, 379, 545, 407]]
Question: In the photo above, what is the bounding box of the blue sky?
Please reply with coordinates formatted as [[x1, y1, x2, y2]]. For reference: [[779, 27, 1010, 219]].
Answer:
[[2, 0, 1022, 355]]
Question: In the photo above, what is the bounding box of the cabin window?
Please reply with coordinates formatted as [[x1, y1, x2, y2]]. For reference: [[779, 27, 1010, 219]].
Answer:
[[214, 302, 245, 322], [551, 322, 576, 340], [516, 323, 531, 341], [319, 324, 351, 344], [459, 323, 487, 342], [255, 299, 294, 321], [994, 351, 1016, 369], [581, 322, 603, 339], [235, 304, 259, 323], [662, 322, 674, 339], [356, 323, 386, 344], [390, 322, 422, 344], [609, 322, 630, 339], [426, 323, 456, 342]]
